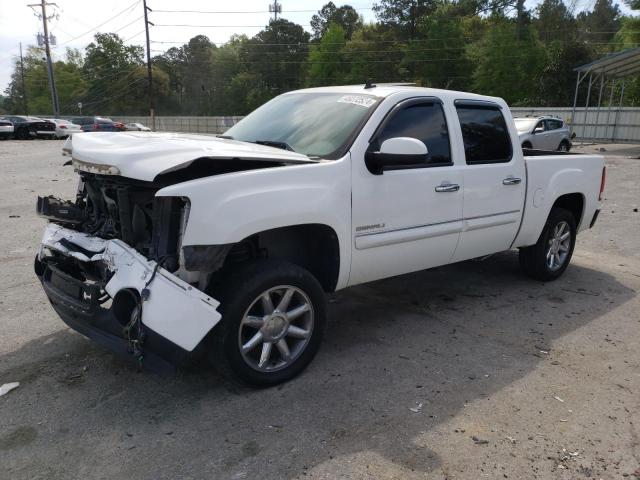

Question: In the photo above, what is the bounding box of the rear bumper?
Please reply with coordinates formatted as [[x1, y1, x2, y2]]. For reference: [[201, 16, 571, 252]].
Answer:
[[36, 224, 222, 371]]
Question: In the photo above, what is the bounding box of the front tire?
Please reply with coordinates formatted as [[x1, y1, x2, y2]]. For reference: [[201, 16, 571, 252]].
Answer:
[[519, 207, 576, 281], [208, 260, 326, 386], [522, 141, 532, 150]]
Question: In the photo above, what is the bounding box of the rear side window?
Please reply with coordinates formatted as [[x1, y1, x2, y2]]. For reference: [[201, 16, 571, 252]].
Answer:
[[455, 104, 512, 164], [546, 119, 563, 130], [375, 101, 451, 166]]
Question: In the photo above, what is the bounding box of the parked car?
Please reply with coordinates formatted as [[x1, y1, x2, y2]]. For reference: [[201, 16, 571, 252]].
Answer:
[[0, 118, 14, 139], [3, 115, 55, 140], [71, 116, 117, 132], [514, 116, 574, 151], [113, 121, 127, 131], [44, 118, 83, 139], [35, 85, 605, 386], [125, 122, 151, 132]]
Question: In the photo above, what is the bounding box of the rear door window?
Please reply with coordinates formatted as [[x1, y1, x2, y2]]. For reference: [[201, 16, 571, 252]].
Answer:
[[546, 119, 563, 130], [455, 103, 513, 164]]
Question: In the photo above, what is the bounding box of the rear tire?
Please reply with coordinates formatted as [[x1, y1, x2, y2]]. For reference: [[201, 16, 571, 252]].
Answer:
[[207, 259, 326, 387], [519, 207, 576, 281], [558, 140, 571, 152]]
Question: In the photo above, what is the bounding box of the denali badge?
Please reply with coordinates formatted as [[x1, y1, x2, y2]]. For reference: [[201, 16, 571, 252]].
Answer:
[[356, 223, 386, 232]]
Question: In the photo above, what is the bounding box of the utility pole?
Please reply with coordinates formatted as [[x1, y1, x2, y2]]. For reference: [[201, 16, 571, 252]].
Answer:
[[269, 0, 281, 21], [28, 1, 59, 116], [19, 43, 28, 115], [143, 0, 155, 131]]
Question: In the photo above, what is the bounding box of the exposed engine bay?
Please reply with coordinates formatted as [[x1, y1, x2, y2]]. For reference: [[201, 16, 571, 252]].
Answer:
[[38, 172, 184, 272]]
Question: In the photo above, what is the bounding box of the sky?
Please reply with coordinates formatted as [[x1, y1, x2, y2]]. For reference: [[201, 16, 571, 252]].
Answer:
[[0, 0, 634, 93]]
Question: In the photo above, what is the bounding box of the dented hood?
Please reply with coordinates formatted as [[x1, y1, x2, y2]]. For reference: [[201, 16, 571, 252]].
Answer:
[[62, 132, 316, 181]]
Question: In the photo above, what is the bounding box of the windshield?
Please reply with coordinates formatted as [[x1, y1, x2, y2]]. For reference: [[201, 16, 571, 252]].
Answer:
[[514, 118, 537, 133], [224, 92, 381, 158]]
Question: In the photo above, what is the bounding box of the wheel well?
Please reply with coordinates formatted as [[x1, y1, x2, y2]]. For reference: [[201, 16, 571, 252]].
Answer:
[[223, 224, 341, 293], [522, 141, 532, 148], [552, 193, 584, 227]]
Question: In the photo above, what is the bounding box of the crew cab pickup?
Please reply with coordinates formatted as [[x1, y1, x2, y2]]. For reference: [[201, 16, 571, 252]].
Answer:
[[35, 85, 606, 386]]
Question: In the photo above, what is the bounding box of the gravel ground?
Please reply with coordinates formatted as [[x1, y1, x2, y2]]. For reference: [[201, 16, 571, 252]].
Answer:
[[0, 139, 638, 480]]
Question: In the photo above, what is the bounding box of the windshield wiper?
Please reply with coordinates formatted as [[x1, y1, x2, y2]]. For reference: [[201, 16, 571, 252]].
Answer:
[[252, 140, 296, 152]]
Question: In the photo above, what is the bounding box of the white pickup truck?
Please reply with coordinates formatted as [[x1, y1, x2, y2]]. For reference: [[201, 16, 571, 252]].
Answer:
[[35, 85, 606, 385]]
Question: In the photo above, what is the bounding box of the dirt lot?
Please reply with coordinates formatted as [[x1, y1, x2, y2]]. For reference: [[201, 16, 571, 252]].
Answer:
[[0, 139, 638, 479]]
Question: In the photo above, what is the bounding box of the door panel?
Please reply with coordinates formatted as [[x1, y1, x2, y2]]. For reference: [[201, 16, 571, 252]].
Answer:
[[451, 102, 526, 262], [349, 97, 464, 286]]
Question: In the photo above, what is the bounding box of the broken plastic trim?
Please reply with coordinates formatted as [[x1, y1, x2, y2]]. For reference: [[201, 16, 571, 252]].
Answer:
[[40, 223, 221, 351]]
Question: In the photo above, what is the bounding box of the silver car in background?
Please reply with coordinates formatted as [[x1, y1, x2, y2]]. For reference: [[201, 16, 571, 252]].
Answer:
[[45, 118, 83, 139], [514, 116, 573, 151]]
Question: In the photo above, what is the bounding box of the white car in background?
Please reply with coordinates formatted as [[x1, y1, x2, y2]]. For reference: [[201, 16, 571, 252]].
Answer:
[[514, 116, 573, 151], [45, 118, 83, 139], [0, 118, 14, 139], [125, 122, 151, 132]]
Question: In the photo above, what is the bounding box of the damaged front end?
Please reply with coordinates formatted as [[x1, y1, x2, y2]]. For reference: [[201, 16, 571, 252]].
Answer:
[[34, 172, 221, 372]]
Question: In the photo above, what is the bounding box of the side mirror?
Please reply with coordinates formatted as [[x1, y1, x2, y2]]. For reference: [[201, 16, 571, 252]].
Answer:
[[365, 137, 428, 175], [533, 127, 544, 134]]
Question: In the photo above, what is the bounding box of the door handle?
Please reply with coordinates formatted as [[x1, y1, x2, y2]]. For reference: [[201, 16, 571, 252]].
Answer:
[[503, 177, 522, 185], [435, 183, 460, 193]]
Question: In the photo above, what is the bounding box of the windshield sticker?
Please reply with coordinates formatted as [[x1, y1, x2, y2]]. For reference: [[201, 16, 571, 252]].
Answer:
[[337, 95, 377, 108]]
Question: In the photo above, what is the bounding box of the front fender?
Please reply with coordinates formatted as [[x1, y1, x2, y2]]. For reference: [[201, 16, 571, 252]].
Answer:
[[156, 158, 352, 288]]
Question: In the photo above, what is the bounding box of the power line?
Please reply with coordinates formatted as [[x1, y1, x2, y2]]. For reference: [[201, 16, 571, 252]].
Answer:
[[57, 0, 141, 46], [153, 23, 312, 28], [152, 7, 373, 14]]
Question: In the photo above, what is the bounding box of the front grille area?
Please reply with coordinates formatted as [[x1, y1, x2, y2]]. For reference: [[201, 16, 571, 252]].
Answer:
[[38, 173, 184, 272]]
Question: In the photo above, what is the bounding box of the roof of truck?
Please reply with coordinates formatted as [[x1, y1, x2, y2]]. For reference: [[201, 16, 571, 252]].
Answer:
[[289, 84, 504, 104]]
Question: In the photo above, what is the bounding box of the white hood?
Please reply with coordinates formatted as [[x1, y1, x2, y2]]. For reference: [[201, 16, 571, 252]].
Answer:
[[62, 132, 315, 182]]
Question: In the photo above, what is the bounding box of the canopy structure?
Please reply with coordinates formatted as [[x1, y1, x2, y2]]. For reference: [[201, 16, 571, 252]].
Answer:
[[571, 47, 640, 141]]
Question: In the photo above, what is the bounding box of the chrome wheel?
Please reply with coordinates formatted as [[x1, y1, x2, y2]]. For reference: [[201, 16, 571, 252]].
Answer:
[[546, 221, 571, 271], [238, 285, 314, 372]]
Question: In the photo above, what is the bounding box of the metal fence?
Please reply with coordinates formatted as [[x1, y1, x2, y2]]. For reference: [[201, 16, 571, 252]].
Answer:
[[116, 115, 244, 134], [116, 107, 640, 142]]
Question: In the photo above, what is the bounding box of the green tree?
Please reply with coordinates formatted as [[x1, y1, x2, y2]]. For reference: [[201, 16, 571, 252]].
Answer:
[[307, 23, 348, 86], [81, 33, 144, 115], [537, 40, 593, 106], [403, 4, 473, 90], [469, 20, 546, 104], [311, 2, 362, 40], [242, 19, 310, 95], [343, 24, 406, 83], [576, 0, 621, 47], [533, 0, 576, 43], [373, 0, 437, 38]]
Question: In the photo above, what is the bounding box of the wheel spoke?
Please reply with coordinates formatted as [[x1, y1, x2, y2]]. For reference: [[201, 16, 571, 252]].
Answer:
[[559, 244, 569, 253], [276, 339, 291, 360], [260, 292, 275, 314], [287, 303, 310, 321], [287, 324, 310, 339], [242, 331, 263, 353], [546, 249, 554, 268], [276, 288, 295, 313], [554, 253, 561, 267], [258, 342, 272, 368], [560, 232, 570, 241], [243, 315, 264, 328]]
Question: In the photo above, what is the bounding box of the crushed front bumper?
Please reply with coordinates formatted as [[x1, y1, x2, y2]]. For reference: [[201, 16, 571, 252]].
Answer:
[[35, 224, 222, 372]]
